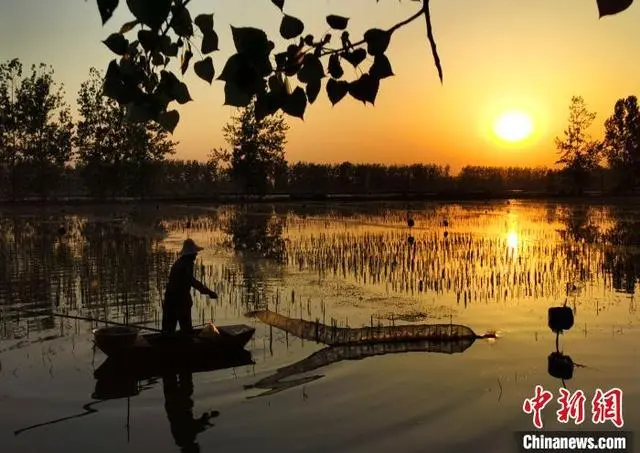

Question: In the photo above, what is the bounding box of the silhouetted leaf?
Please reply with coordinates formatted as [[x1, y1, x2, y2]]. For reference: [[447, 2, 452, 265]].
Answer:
[[348, 74, 379, 105], [342, 48, 367, 67], [255, 91, 283, 120], [306, 79, 321, 104], [597, 0, 633, 16], [103, 33, 129, 55], [282, 86, 306, 119], [202, 30, 219, 53], [158, 110, 179, 133], [268, 73, 287, 97], [194, 14, 214, 34], [271, 0, 285, 10], [274, 52, 288, 71], [370, 54, 394, 79], [223, 81, 252, 107], [326, 78, 348, 105], [181, 50, 193, 75], [194, 57, 215, 84], [164, 42, 179, 57], [138, 29, 158, 52], [363, 29, 390, 56], [151, 51, 165, 66], [297, 55, 324, 84], [326, 15, 349, 30], [172, 82, 192, 104], [126, 0, 171, 30], [98, 0, 119, 25], [231, 27, 273, 57], [119, 20, 139, 34], [170, 4, 193, 37], [103, 60, 129, 103], [280, 15, 304, 40], [328, 54, 343, 79]]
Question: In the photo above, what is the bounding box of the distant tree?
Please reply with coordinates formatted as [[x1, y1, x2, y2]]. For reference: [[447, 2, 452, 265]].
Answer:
[[75, 67, 176, 198], [0, 58, 22, 200], [555, 96, 602, 195], [0, 59, 73, 200], [90, 0, 632, 133], [603, 95, 640, 191], [213, 99, 288, 195]]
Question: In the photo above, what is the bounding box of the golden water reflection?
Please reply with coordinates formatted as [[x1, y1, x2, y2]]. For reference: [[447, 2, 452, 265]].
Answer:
[[0, 201, 639, 342]]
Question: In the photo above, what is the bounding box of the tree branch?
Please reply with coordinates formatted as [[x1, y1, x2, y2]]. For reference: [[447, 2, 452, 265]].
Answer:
[[321, 5, 426, 57]]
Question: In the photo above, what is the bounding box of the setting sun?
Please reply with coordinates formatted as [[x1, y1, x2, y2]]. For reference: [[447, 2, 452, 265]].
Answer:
[[493, 111, 534, 143]]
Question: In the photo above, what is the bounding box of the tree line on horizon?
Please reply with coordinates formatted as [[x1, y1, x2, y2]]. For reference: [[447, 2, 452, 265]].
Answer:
[[0, 58, 639, 201]]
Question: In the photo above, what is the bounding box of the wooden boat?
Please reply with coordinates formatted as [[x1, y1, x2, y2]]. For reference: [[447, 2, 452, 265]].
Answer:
[[93, 324, 256, 361]]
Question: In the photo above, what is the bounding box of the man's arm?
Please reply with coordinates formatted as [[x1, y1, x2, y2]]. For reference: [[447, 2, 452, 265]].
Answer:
[[191, 276, 214, 295]]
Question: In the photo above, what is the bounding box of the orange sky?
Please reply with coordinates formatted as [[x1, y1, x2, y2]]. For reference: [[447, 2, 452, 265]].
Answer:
[[1, 0, 639, 171]]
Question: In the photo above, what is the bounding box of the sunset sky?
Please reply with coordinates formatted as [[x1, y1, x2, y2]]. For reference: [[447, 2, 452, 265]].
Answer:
[[1, 0, 639, 171]]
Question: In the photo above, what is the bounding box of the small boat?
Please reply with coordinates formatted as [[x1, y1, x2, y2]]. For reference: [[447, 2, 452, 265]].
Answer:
[[93, 324, 256, 362]]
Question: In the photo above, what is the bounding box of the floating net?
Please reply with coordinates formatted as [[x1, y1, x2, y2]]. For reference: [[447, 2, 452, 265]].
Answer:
[[246, 337, 476, 397], [248, 310, 481, 346]]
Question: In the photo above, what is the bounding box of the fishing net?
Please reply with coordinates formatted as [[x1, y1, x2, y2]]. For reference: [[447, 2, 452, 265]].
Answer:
[[247, 338, 476, 397], [249, 310, 479, 346]]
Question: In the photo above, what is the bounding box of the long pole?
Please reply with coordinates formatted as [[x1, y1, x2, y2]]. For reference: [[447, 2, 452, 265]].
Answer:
[[50, 312, 163, 333]]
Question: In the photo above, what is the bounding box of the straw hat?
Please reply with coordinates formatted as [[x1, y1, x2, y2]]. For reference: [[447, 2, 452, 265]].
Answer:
[[180, 238, 204, 257]]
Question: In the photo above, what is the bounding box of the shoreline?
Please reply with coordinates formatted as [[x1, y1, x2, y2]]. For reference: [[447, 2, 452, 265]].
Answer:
[[1, 190, 640, 207]]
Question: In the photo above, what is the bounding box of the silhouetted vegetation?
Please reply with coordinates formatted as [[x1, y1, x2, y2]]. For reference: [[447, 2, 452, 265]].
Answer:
[[3, 57, 640, 202], [88, 0, 633, 132]]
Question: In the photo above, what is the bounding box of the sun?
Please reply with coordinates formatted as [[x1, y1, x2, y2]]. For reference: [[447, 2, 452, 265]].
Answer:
[[493, 111, 534, 143]]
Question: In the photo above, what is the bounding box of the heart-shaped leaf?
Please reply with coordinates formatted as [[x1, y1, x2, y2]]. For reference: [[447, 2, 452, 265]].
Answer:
[[158, 110, 179, 133], [363, 29, 390, 56], [370, 55, 394, 79], [328, 54, 343, 79], [126, 0, 171, 30], [103, 33, 129, 55], [297, 55, 324, 84], [170, 4, 193, 37], [306, 79, 321, 104], [231, 27, 271, 56], [596, 0, 633, 16], [202, 30, 219, 53], [326, 15, 349, 30], [342, 48, 367, 67], [326, 78, 348, 105], [271, 0, 285, 10], [98, 0, 119, 25], [194, 14, 214, 34], [348, 74, 379, 105], [280, 15, 305, 40], [282, 86, 307, 119], [194, 57, 215, 84]]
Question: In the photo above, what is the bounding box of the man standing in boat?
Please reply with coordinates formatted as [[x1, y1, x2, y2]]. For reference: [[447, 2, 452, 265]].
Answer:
[[162, 238, 218, 335]]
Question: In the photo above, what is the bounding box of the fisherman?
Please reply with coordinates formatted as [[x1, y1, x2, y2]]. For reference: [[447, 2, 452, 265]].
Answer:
[[162, 238, 218, 335]]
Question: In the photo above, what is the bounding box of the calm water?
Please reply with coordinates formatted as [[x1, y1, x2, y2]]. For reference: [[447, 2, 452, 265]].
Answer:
[[0, 200, 638, 453]]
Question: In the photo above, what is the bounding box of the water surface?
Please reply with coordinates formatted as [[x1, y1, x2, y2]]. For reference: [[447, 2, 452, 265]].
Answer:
[[1, 200, 638, 453]]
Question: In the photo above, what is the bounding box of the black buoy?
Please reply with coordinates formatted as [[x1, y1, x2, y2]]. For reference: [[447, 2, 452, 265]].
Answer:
[[408, 235, 415, 245], [443, 219, 448, 227], [548, 306, 574, 332], [548, 352, 574, 380], [407, 218, 414, 228], [444, 231, 448, 238]]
